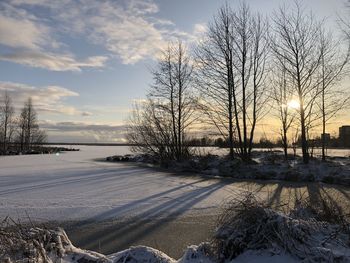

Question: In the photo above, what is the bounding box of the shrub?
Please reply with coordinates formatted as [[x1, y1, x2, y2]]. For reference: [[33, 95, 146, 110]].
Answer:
[[0, 218, 108, 262], [212, 192, 350, 262]]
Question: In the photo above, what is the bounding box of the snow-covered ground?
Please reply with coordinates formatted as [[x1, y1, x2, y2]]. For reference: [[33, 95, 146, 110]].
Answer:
[[198, 147, 350, 158], [1, 146, 350, 222], [0, 146, 243, 222]]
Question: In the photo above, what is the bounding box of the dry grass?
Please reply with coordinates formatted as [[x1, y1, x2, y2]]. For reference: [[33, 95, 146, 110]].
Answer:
[[0, 217, 69, 262]]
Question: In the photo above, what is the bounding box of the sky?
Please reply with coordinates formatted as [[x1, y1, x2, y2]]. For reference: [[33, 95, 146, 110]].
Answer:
[[0, 0, 348, 143]]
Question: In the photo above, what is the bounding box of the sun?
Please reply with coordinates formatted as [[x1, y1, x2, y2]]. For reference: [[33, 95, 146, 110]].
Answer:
[[287, 99, 300, 110]]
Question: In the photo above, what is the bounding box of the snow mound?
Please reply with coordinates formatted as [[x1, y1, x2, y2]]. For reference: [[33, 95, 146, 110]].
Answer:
[[108, 246, 175, 263], [178, 243, 214, 263]]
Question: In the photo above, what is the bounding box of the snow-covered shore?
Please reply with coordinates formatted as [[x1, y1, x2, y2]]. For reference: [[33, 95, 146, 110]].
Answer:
[[3, 194, 350, 263], [107, 149, 350, 186]]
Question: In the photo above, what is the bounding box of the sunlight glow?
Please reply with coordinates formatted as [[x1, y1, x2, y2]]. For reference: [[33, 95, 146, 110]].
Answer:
[[287, 99, 300, 110]]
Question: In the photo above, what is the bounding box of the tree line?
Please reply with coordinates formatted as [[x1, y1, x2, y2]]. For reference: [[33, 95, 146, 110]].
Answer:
[[127, 1, 350, 164], [0, 92, 46, 155]]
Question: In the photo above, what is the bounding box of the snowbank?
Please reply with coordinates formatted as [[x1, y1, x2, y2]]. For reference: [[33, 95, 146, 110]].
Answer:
[[2, 194, 350, 263], [108, 151, 350, 186]]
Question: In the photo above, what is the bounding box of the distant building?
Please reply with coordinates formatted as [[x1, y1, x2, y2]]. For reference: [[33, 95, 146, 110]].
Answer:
[[339, 126, 350, 147], [321, 133, 330, 141]]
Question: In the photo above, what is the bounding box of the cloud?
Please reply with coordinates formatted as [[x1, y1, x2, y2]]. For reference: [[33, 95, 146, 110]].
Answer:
[[0, 81, 90, 116], [193, 23, 207, 37], [81, 111, 93, 117], [0, 51, 108, 71], [5, 0, 198, 66], [43, 106, 93, 117], [51, 0, 179, 64], [0, 13, 50, 50], [40, 121, 126, 132], [0, 1, 108, 71], [39, 120, 127, 143]]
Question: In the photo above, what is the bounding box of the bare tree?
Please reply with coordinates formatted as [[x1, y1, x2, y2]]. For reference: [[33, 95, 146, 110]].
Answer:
[[338, 0, 350, 40], [24, 98, 36, 150], [195, 4, 237, 160], [127, 100, 176, 161], [17, 98, 46, 152], [17, 104, 27, 152], [127, 41, 196, 162], [0, 91, 15, 154], [149, 41, 196, 161], [234, 4, 270, 160], [270, 65, 295, 160], [317, 29, 350, 160], [196, 2, 269, 161], [272, 2, 323, 164]]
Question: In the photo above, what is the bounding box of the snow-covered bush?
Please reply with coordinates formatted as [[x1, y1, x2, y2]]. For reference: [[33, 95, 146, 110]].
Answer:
[[212, 193, 350, 263], [0, 219, 108, 263]]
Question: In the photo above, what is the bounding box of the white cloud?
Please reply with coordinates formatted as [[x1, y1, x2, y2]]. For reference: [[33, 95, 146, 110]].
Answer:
[[0, 51, 108, 71], [0, 0, 205, 69], [81, 111, 93, 117], [193, 23, 207, 36], [0, 14, 50, 50], [54, 0, 175, 64], [0, 1, 108, 71], [0, 81, 90, 116], [39, 120, 127, 143], [4, 0, 198, 66]]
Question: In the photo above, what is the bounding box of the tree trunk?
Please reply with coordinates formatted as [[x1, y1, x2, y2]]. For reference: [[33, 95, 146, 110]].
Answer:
[[321, 59, 326, 161], [283, 128, 288, 160], [300, 107, 309, 164]]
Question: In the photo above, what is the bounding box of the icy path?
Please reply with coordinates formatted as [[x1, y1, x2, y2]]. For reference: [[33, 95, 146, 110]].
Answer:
[[0, 146, 243, 222]]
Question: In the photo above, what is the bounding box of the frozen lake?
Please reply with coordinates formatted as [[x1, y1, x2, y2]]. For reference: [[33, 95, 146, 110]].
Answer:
[[1, 145, 350, 222], [0, 145, 238, 222]]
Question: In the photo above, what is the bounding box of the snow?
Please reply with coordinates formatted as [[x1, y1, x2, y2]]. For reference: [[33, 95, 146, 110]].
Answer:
[[0, 225, 302, 263], [1, 146, 350, 222], [0, 146, 243, 222], [109, 246, 175, 263], [231, 250, 299, 263]]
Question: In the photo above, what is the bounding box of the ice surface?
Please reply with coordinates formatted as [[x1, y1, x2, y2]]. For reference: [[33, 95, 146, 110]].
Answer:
[[0, 146, 242, 222], [1, 146, 349, 223]]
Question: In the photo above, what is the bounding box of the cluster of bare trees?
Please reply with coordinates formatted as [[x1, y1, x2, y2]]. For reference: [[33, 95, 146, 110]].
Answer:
[[126, 42, 197, 162], [271, 2, 350, 163], [195, 3, 269, 161], [0, 93, 46, 154], [127, 1, 350, 164]]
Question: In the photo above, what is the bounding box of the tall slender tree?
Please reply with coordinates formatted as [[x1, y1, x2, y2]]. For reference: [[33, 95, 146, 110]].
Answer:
[[17, 98, 46, 152], [196, 2, 269, 161], [272, 2, 323, 164], [195, 4, 237, 160], [270, 65, 295, 160], [318, 29, 349, 160], [0, 91, 15, 153]]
